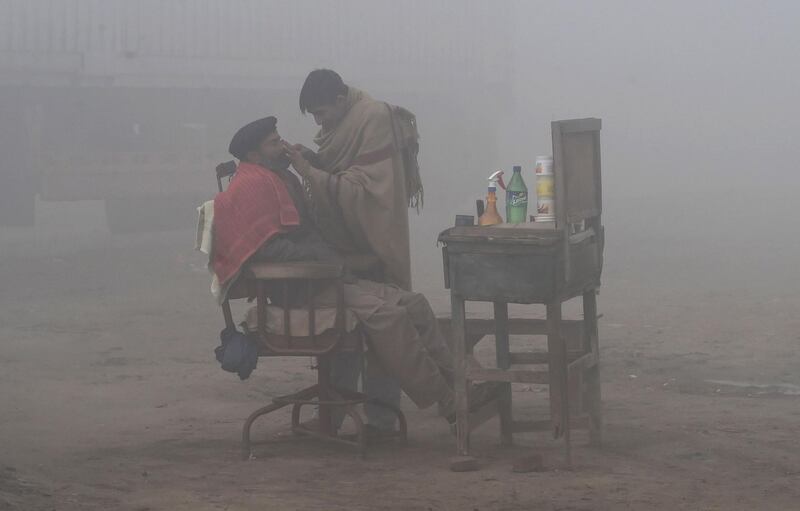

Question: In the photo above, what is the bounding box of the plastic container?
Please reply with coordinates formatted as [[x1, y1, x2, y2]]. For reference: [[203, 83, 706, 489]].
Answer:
[[535, 156, 553, 176], [534, 156, 555, 222], [536, 174, 554, 198], [505, 165, 528, 224], [536, 198, 555, 219], [479, 171, 504, 226]]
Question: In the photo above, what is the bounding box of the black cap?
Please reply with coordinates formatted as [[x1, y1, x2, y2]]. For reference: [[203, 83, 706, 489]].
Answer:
[[228, 116, 277, 160]]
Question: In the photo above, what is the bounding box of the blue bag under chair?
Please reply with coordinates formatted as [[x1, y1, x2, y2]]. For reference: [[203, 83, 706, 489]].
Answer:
[[215, 326, 259, 380]]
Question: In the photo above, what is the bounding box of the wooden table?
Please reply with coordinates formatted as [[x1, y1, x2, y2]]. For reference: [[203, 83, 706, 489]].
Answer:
[[438, 118, 604, 466]]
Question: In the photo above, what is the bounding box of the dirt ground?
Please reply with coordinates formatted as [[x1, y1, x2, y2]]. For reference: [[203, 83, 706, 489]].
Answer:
[[2, 200, 800, 511]]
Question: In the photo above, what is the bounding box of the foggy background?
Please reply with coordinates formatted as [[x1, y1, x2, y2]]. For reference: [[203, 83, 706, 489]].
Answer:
[[434, 0, 800, 302], [2, 0, 799, 301], [494, 0, 800, 301], [2, 2, 800, 508], [0, 0, 797, 390]]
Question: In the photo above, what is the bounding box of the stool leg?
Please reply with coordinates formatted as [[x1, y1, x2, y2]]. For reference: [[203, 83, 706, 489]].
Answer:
[[451, 292, 470, 456], [493, 302, 513, 447], [547, 302, 571, 468], [583, 290, 602, 446]]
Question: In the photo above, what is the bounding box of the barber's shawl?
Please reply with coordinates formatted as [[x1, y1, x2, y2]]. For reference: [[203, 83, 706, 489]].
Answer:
[[212, 162, 299, 286], [306, 87, 421, 290]]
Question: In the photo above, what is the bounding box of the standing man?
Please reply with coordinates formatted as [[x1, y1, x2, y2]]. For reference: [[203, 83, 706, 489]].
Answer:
[[285, 69, 423, 436], [286, 69, 421, 290]]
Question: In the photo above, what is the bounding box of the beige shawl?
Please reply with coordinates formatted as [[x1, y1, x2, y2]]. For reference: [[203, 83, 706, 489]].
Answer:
[[305, 88, 421, 290]]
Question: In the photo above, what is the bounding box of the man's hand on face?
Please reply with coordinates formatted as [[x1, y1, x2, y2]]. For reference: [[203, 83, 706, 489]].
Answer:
[[282, 141, 312, 177], [290, 143, 315, 158]]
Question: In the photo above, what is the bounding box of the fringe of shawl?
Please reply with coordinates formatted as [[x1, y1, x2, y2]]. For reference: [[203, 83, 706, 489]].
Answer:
[[387, 103, 424, 211]]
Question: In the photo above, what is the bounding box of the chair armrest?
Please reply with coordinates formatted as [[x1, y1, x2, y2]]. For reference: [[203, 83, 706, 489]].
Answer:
[[246, 261, 344, 280]]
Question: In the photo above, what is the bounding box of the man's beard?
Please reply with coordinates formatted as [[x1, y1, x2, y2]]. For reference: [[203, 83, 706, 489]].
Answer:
[[263, 153, 291, 171]]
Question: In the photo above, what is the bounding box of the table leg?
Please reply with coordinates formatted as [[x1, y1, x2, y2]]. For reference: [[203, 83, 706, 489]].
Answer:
[[583, 290, 602, 446], [547, 301, 572, 467], [451, 292, 470, 456], [493, 301, 513, 446]]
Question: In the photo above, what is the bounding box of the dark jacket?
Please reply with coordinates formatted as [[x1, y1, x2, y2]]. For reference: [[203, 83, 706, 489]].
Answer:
[[247, 167, 348, 307], [250, 167, 343, 266]]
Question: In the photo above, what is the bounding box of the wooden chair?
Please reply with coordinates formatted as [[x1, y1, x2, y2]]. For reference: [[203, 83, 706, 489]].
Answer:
[[214, 162, 406, 459]]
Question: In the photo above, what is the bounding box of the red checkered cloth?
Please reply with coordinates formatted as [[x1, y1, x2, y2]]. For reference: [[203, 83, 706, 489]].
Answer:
[[212, 161, 300, 285]]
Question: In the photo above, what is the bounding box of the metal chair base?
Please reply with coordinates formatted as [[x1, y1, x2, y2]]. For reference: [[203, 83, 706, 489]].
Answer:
[[241, 384, 407, 460]]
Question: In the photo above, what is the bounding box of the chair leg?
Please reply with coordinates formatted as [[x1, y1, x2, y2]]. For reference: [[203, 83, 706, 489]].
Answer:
[[242, 401, 291, 460]]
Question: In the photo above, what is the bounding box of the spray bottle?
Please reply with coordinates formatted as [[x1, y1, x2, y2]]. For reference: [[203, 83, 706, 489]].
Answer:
[[478, 170, 504, 226]]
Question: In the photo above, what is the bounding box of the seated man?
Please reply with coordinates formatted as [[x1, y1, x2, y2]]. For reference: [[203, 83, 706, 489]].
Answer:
[[212, 117, 492, 427]]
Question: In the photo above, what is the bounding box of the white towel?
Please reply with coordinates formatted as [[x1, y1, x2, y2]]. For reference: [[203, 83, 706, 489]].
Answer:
[[195, 200, 215, 255], [195, 200, 225, 300]]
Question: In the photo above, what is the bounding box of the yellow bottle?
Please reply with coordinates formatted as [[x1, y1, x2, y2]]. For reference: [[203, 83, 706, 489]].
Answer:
[[479, 171, 504, 226]]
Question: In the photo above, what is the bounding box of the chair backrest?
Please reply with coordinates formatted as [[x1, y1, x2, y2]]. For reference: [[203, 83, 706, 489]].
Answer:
[[214, 160, 238, 327], [216, 160, 237, 192], [551, 118, 603, 281]]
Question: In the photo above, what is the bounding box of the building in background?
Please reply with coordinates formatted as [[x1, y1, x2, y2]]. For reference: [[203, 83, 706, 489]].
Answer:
[[0, 0, 514, 231]]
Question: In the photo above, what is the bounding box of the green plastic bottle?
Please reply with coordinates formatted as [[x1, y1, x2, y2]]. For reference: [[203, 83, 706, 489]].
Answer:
[[505, 165, 528, 224]]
